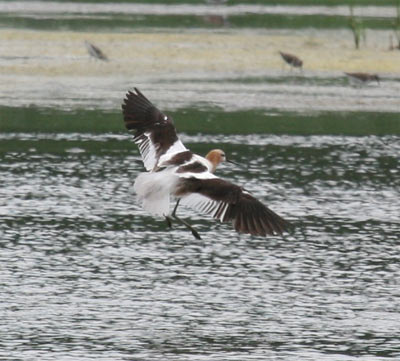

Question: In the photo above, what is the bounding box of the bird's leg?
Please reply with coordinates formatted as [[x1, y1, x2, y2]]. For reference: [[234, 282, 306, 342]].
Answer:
[[171, 199, 202, 240], [171, 199, 181, 217], [176, 217, 202, 240], [165, 216, 173, 228], [165, 201, 179, 228]]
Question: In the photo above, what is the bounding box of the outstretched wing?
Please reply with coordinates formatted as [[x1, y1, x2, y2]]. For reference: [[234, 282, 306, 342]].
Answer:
[[122, 88, 187, 171], [176, 176, 290, 236]]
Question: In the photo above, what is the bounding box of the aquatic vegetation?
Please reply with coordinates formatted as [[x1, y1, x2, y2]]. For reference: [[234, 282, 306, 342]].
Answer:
[[390, 0, 400, 50], [348, 5, 366, 49]]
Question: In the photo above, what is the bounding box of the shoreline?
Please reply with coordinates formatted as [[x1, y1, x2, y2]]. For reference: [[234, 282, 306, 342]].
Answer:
[[2, 28, 400, 77]]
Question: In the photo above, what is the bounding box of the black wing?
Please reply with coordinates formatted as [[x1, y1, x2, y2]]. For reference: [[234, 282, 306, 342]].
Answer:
[[122, 88, 187, 171], [177, 177, 291, 236]]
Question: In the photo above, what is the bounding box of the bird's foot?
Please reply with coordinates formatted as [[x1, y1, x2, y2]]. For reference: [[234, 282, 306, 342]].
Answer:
[[172, 215, 202, 240], [190, 228, 202, 240]]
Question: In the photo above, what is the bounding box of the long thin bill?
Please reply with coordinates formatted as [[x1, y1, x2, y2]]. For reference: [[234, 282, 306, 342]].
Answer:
[[227, 159, 246, 169]]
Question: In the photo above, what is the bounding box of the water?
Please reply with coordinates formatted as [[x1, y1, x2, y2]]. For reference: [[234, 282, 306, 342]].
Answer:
[[1, 133, 399, 360], [0, 2, 398, 18], [1, 1, 400, 360]]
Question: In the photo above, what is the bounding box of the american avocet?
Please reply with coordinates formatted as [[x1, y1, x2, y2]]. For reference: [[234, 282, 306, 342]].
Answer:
[[345, 72, 380, 86], [279, 51, 303, 70], [84, 40, 108, 61], [122, 88, 290, 239]]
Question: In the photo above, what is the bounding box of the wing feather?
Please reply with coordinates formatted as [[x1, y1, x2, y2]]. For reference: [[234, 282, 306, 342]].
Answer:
[[122, 88, 187, 171], [177, 177, 290, 236]]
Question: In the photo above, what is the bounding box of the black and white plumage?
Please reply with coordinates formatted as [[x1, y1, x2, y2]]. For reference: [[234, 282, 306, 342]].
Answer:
[[122, 88, 290, 238]]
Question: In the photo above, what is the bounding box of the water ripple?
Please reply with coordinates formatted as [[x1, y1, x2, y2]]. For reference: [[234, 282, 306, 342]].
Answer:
[[1, 133, 399, 360]]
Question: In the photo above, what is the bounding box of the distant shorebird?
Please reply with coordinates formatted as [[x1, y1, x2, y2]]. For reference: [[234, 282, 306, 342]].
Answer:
[[122, 88, 290, 239], [279, 51, 303, 70], [84, 40, 108, 61], [345, 72, 380, 86]]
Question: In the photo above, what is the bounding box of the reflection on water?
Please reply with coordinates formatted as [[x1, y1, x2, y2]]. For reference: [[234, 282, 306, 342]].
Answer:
[[1, 133, 399, 360]]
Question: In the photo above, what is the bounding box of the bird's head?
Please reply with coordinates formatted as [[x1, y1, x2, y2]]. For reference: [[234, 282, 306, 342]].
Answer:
[[205, 149, 240, 173]]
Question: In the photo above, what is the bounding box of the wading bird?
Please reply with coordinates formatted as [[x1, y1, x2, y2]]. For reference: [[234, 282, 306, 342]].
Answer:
[[279, 51, 303, 70], [84, 40, 108, 61], [345, 72, 380, 86], [122, 88, 290, 239]]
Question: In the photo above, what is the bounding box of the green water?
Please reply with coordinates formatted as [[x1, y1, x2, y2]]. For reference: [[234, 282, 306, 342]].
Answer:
[[0, 13, 397, 31], [1, 0, 400, 32], [0, 11, 397, 32], [1, 106, 399, 136]]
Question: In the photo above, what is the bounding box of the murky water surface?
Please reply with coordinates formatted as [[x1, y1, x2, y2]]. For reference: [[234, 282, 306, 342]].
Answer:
[[1, 1, 400, 360], [0, 2, 398, 18], [2, 74, 400, 113], [1, 133, 399, 361], [2, 1, 400, 114]]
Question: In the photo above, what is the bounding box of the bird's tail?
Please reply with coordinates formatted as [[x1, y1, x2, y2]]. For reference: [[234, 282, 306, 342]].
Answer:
[[133, 172, 175, 217]]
